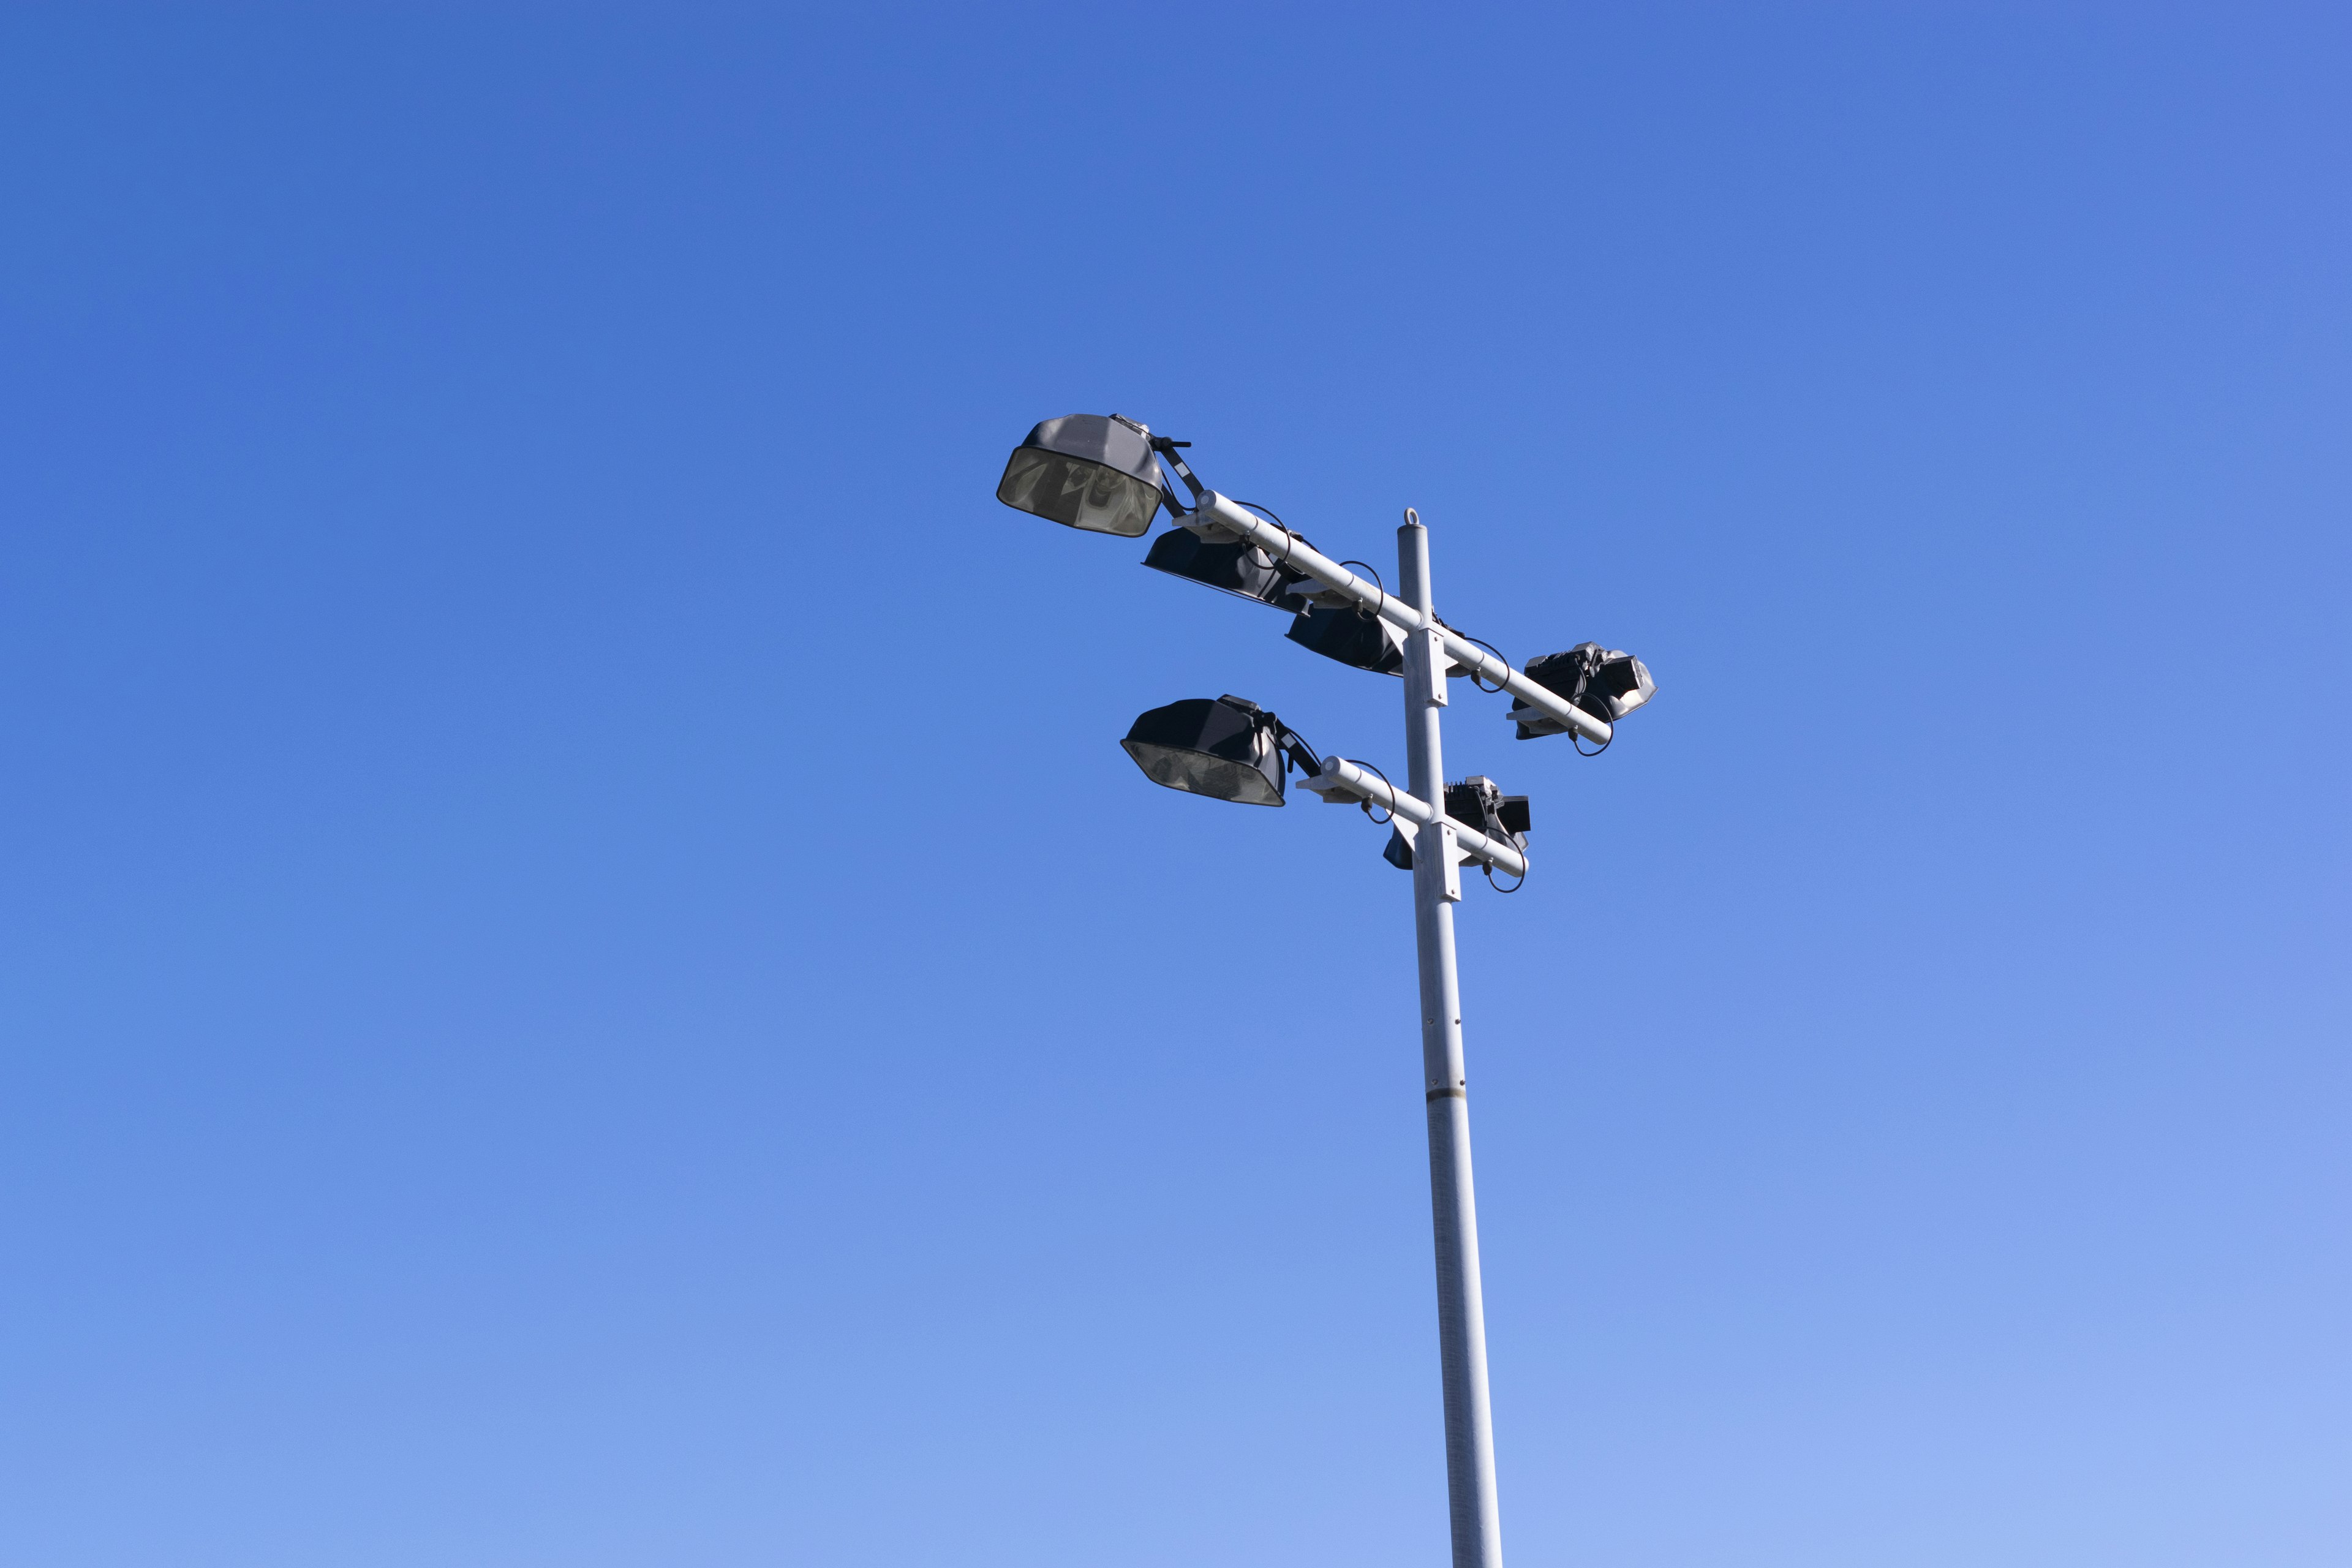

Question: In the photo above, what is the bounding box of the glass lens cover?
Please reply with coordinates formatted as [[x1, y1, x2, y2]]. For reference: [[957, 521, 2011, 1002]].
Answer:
[[998, 448, 1161, 538], [1120, 741, 1284, 806]]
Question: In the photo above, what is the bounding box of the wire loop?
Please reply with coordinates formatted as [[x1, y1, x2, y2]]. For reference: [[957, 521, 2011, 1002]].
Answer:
[[1460, 633, 1510, 693], [1353, 759, 1398, 825], [1233, 501, 1300, 571], [1336, 559, 1388, 623]]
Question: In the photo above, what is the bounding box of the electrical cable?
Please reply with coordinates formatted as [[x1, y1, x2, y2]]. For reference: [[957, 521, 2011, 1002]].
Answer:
[[1472, 786, 1528, 893], [1269, 718, 1322, 781], [1352, 759, 1398, 825], [1458, 633, 1510, 693], [1234, 500, 1305, 579], [1335, 559, 1389, 626], [1551, 645, 1611, 755]]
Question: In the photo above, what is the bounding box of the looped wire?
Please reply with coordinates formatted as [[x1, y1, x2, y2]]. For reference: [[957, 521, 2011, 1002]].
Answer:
[[1234, 501, 1300, 570], [1353, 759, 1398, 825], [1460, 633, 1510, 693], [1483, 856, 1528, 894], [1475, 790, 1527, 893]]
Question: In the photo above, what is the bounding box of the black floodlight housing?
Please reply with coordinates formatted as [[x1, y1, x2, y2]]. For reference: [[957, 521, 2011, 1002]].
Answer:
[[1286, 605, 1408, 676], [1142, 528, 1317, 612], [1454, 780, 1532, 844], [997, 413, 1169, 538], [1383, 775, 1530, 869], [1120, 695, 1322, 807], [1511, 643, 1657, 738]]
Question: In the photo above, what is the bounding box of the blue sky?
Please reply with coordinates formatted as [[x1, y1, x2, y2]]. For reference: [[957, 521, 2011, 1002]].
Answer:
[[2, 7, 2346, 1566]]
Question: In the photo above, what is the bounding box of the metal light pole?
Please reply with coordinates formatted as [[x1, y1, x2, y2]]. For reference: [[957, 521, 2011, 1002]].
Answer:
[[1398, 514, 1504, 1568], [994, 414, 1658, 1568]]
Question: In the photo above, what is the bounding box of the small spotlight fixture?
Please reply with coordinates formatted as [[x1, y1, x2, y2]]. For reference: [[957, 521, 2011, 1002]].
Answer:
[[1383, 775, 1531, 869], [1120, 695, 1321, 807], [1510, 643, 1656, 737]]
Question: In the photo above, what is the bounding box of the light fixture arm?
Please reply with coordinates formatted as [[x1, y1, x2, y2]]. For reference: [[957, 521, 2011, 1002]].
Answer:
[[1184, 491, 1613, 747], [1271, 722, 1323, 780], [1150, 435, 1207, 513], [1300, 757, 1528, 880]]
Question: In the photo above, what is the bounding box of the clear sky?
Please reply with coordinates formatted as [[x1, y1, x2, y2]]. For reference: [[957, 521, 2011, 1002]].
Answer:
[[2, 7, 2345, 1566]]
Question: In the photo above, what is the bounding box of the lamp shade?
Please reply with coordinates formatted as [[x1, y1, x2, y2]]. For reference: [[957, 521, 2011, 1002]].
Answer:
[[1120, 696, 1287, 806], [1284, 606, 1407, 676], [1511, 643, 1656, 737], [997, 413, 1166, 538], [1142, 528, 1314, 612]]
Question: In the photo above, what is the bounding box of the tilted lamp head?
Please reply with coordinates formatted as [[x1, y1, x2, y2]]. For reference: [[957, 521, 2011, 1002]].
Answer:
[[997, 413, 1169, 538], [1120, 695, 1320, 808], [1510, 643, 1657, 737]]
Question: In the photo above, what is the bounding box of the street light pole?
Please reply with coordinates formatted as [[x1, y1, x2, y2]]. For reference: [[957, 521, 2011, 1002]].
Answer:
[[995, 413, 1658, 1566], [1399, 514, 1504, 1568]]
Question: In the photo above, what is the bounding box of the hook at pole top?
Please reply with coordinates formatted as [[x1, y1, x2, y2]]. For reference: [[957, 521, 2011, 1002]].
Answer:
[[1403, 506, 1420, 528]]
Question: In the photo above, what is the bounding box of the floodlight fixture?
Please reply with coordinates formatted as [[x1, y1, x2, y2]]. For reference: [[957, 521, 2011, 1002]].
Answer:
[[1382, 775, 1531, 870], [997, 413, 1170, 538], [1142, 527, 1316, 613], [1510, 643, 1657, 738], [1120, 695, 1322, 807], [1286, 605, 1409, 676]]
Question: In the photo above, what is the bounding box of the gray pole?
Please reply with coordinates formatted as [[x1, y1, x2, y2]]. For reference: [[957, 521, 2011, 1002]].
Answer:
[[1398, 513, 1504, 1568]]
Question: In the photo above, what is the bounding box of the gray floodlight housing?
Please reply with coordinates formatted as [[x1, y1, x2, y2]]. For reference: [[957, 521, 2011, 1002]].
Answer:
[[1142, 527, 1316, 612], [1120, 695, 1306, 807], [997, 413, 1168, 538]]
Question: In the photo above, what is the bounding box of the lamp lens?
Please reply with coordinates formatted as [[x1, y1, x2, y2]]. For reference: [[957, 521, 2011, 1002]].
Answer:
[[997, 448, 1162, 538], [1119, 741, 1286, 806], [1119, 696, 1288, 806]]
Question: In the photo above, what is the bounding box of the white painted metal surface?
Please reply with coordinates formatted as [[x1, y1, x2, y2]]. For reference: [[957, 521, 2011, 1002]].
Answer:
[[1398, 516, 1506, 1568], [1190, 490, 1611, 747], [1299, 758, 1529, 881]]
